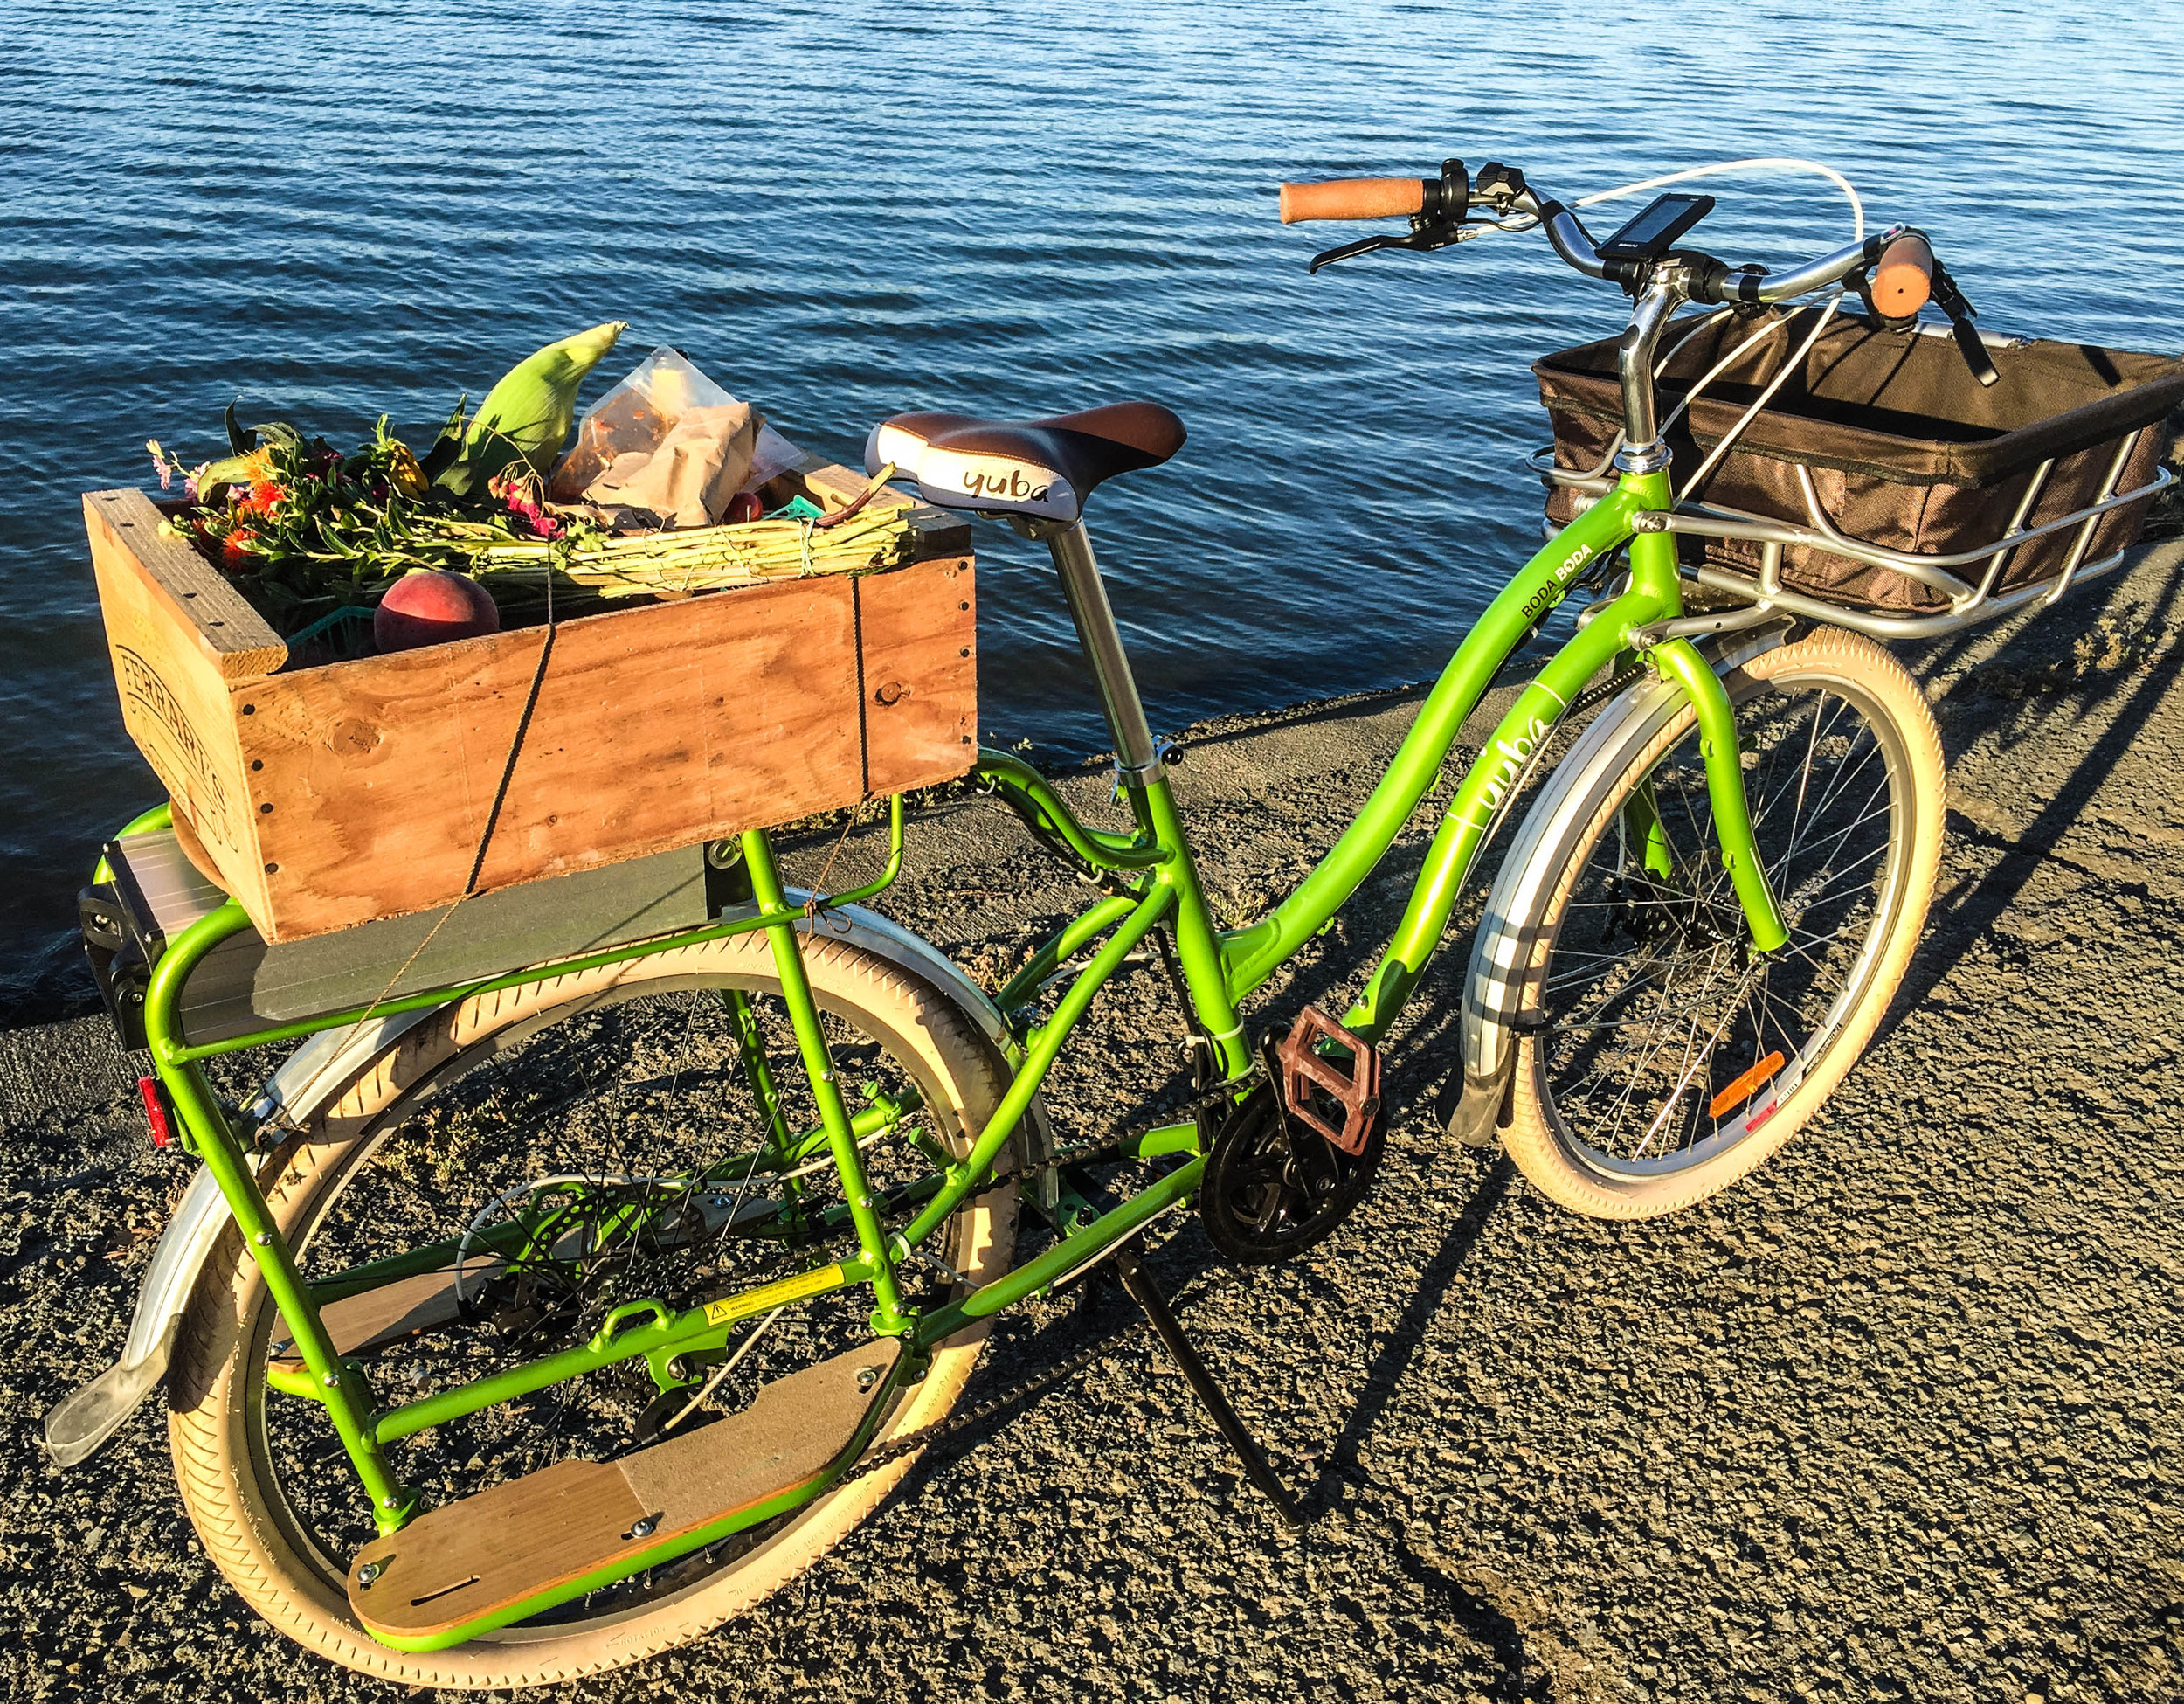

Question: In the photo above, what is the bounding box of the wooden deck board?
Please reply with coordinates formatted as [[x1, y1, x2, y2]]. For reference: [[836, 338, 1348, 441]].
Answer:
[[348, 1341, 899, 1645]]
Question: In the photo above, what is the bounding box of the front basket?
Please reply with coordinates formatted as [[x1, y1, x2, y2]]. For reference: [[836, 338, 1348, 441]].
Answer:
[[1536, 308, 2184, 616]]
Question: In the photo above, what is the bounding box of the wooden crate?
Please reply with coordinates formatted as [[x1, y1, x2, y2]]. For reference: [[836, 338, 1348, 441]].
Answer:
[[85, 462, 976, 945]]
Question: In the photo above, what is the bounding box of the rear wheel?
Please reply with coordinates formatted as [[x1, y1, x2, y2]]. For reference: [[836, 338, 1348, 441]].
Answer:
[[1497, 628, 1945, 1218], [169, 930, 1017, 1687]]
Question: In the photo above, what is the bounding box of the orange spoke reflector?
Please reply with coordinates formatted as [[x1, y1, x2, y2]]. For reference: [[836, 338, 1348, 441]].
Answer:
[[1708, 1050, 1786, 1119]]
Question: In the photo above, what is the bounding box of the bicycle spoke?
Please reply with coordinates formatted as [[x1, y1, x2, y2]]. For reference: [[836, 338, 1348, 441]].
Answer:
[[1529, 672, 1910, 1176]]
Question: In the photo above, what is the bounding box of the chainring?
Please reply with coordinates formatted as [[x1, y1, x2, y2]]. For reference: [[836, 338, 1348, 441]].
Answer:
[[1199, 1080, 1384, 1264]]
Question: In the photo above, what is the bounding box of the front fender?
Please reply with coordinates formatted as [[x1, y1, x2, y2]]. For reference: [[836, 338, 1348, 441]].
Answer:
[[1444, 626, 1789, 1145]]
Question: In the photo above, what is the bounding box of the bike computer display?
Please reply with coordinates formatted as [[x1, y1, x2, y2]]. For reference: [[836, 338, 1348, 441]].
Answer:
[[1596, 192, 1716, 263]]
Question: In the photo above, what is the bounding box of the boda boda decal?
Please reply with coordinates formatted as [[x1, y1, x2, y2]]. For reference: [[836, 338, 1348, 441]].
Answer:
[[1518, 542, 1594, 624], [959, 466, 1053, 502]]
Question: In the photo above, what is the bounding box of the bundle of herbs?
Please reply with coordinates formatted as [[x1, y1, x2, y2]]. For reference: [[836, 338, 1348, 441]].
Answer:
[[148, 413, 562, 635]]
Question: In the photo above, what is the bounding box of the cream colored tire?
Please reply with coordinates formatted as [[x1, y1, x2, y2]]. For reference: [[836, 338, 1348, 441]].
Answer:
[[1498, 628, 1946, 1219], [167, 931, 1017, 1687]]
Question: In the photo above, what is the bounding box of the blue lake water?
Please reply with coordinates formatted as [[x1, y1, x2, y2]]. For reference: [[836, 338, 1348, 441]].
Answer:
[[3, 0, 2179, 1015]]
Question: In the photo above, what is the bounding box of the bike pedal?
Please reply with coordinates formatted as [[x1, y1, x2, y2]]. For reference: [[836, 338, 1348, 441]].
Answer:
[[347, 1340, 900, 1649], [1275, 1008, 1383, 1156]]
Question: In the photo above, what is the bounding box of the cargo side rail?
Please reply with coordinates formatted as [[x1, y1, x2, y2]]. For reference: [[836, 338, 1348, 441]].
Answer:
[[1532, 434, 2171, 641]]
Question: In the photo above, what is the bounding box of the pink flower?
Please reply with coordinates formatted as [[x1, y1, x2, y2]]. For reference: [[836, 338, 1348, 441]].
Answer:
[[490, 470, 563, 538]]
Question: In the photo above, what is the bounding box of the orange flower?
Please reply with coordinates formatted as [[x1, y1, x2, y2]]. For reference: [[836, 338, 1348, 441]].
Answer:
[[237, 479, 284, 518], [220, 527, 260, 569]]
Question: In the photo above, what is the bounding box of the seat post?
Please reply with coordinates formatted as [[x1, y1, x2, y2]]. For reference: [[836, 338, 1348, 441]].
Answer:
[[1041, 519, 1165, 786]]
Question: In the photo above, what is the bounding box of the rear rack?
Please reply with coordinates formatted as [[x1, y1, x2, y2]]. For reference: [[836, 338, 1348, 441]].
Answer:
[[1532, 434, 2173, 641]]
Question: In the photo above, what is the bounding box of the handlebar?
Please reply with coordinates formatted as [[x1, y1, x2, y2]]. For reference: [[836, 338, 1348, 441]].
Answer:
[[1870, 232, 1935, 317], [1279, 161, 1942, 311], [1522, 190, 1887, 308], [1279, 156, 2000, 405]]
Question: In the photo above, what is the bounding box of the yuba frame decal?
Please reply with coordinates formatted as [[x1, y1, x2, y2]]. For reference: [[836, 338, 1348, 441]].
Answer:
[[135, 462, 1788, 1638]]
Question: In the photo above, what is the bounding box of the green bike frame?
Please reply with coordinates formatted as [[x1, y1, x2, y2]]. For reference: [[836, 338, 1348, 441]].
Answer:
[[128, 458, 1786, 1642]]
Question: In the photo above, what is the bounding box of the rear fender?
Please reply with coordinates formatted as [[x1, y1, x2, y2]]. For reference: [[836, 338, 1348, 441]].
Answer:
[[40, 1009, 436, 1468]]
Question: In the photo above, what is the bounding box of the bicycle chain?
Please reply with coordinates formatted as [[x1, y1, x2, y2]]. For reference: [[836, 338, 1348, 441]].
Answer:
[[1007, 1075, 1241, 1194]]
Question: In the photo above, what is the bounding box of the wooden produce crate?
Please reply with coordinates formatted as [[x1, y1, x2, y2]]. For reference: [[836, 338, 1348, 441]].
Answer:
[[84, 461, 976, 945]]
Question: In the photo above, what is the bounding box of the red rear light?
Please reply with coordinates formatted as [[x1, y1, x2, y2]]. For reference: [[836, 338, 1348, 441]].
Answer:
[[137, 1076, 174, 1149]]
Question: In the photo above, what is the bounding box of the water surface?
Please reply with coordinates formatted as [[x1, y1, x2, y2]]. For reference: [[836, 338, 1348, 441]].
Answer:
[[3, 0, 2177, 1013]]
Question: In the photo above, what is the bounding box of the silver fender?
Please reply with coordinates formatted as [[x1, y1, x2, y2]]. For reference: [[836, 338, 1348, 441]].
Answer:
[[43, 904, 1038, 1467], [41, 1009, 439, 1467], [1447, 627, 1788, 1145]]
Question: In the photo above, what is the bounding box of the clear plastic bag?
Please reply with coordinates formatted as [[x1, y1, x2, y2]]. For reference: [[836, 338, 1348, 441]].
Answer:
[[549, 347, 790, 525]]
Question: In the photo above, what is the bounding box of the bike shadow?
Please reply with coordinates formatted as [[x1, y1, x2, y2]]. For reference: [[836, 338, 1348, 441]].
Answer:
[[1881, 548, 2184, 1026], [1282, 1156, 1515, 1519]]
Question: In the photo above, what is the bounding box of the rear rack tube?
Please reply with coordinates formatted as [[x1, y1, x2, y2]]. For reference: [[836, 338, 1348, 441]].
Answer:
[[1545, 447, 2167, 641], [1685, 545, 2140, 640], [2046, 431, 2147, 605], [1634, 463, 2166, 586]]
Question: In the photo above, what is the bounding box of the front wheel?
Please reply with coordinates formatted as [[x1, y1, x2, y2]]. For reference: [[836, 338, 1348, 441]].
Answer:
[[1491, 627, 1945, 1219]]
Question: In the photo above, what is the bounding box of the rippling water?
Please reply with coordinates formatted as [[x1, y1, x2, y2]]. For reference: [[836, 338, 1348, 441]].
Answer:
[[3, 0, 2177, 1013]]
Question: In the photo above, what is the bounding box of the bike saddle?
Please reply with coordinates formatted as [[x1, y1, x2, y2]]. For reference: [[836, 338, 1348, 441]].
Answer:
[[866, 401, 1185, 525]]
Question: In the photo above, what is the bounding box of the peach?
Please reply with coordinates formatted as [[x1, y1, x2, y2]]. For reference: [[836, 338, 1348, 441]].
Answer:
[[374, 570, 501, 653]]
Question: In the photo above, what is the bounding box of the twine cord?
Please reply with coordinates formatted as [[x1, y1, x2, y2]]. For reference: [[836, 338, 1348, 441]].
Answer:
[[351, 566, 558, 1029]]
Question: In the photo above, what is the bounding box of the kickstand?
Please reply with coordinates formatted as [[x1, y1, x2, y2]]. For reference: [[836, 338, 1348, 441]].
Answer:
[[1111, 1239, 1305, 1527]]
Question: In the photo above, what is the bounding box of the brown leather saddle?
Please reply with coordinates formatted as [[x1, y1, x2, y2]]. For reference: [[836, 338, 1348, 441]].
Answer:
[[865, 401, 1185, 525]]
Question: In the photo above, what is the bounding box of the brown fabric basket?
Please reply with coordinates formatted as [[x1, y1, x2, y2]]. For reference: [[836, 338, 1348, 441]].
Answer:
[[1536, 308, 2184, 613]]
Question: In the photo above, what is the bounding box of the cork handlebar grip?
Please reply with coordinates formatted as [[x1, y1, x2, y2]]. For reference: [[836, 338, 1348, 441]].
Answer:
[[1278, 177, 1427, 224], [1870, 232, 1936, 317]]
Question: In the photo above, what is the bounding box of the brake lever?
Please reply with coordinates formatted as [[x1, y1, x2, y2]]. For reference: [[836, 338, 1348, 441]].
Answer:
[[1308, 232, 1408, 273], [1306, 218, 1476, 274], [1929, 262, 2001, 389], [1851, 230, 2001, 391]]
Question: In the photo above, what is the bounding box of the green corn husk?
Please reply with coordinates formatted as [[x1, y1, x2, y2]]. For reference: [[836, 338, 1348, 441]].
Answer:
[[437, 321, 627, 495]]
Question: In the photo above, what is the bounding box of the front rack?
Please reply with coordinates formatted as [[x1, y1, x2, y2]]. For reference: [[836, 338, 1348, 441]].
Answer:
[[1532, 430, 2173, 641]]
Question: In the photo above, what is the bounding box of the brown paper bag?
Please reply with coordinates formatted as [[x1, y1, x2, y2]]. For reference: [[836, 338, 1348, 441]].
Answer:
[[584, 401, 764, 526]]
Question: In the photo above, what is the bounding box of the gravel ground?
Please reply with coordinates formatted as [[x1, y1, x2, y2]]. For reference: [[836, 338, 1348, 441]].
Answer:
[[3, 538, 2182, 1703]]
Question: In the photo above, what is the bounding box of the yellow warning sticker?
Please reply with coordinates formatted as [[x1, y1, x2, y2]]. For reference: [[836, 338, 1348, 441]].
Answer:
[[702, 1264, 847, 1328]]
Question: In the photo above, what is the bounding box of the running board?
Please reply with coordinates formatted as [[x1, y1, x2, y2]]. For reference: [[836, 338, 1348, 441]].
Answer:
[[272, 1264, 502, 1368], [348, 1340, 901, 1651]]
